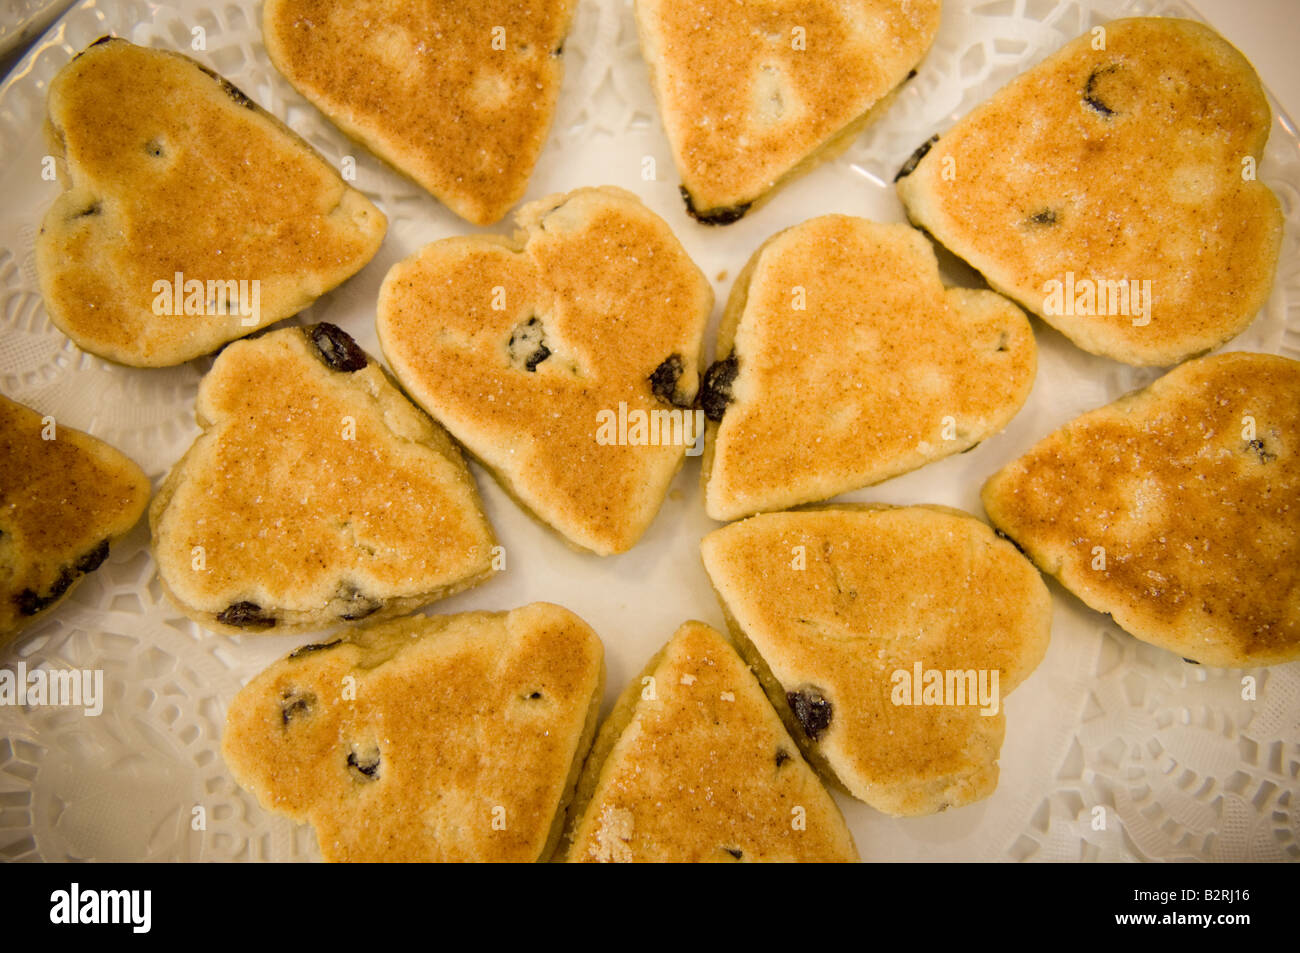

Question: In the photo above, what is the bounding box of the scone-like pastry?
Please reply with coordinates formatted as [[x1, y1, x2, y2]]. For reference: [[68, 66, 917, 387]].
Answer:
[[701, 505, 1051, 816], [564, 621, 857, 862], [983, 352, 1300, 667], [637, 0, 939, 223], [702, 216, 1035, 522], [1, 394, 150, 644], [36, 38, 386, 367], [378, 187, 712, 555], [264, 0, 577, 226], [150, 323, 495, 635], [223, 603, 605, 862], [896, 18, 1283, 366]]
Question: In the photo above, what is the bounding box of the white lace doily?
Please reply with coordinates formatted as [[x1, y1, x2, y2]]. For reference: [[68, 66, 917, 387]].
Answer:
[[0, 0, 1296, 861]]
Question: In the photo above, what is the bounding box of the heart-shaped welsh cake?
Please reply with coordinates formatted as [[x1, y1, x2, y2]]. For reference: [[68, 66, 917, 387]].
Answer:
[[36, 38, 386, 367], [223, 603, 605, 862], [150, 324, 496, 636], [636, 0, 940, 223], [896, 18, 1283, 366], [701, 216, 1035, 523], [263, 0, 577, 226], [563, 620, 857, 862], [378, 187, 713, 556], [701, 505, 1052, 816], [983, 352, 1300, 668], [1, 393, 151, 645]]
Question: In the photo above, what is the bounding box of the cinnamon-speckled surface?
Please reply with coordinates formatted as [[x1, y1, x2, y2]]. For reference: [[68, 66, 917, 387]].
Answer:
[[701, 505, 1051, 816], [637, 0, 939, 216], [222, 602, 605, 862], [264, 0, 576, 226], [897, 17, 1282, 366], [150, 325, 496, 635], [0, 392, 150, 643], [563, 620, 857, 862], [703, 216, 1036, 522], [982, 352, 1300, 667], [377, 186, 712, 556], [36, 38, 386, 367]]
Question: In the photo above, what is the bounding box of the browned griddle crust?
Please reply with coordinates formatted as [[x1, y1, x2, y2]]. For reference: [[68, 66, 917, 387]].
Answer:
[[638, 0, 940, 220], [36, 38, 385, 366], [983, 352, 1300, 667], [701, 215, 1036, 522], [264, 0, 577, 225]]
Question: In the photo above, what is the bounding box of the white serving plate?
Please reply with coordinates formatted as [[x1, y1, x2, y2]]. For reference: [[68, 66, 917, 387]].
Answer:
[[0, 0, 1296, 861]]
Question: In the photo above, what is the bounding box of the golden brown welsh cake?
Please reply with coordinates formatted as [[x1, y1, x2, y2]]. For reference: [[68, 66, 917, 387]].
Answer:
[[637, 0, 940, 223], [982, 352, 1300, 668], [222, 603, 605, 862], [702, 216, 1036, 522], [896, 18, 1283, 366], [36, 38, 386, 367], [150, 323, 496, 636], [264, 0, 577, 225], [564, 621, 858, 862], [701, 505, 1052, 816], [377, 187, 713, 556], [1, 394, 150, 644]]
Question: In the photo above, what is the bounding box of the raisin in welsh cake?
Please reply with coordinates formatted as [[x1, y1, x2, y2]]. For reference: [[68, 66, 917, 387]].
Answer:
[[897, 18, 1282, 365], [150, 324, 495, 635], [223, 603, 605, 862], [378, 187, 712, 555], [563, 621, 857, 861], [1, 393, 150, 644], [701, 505, 1051, 816]]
